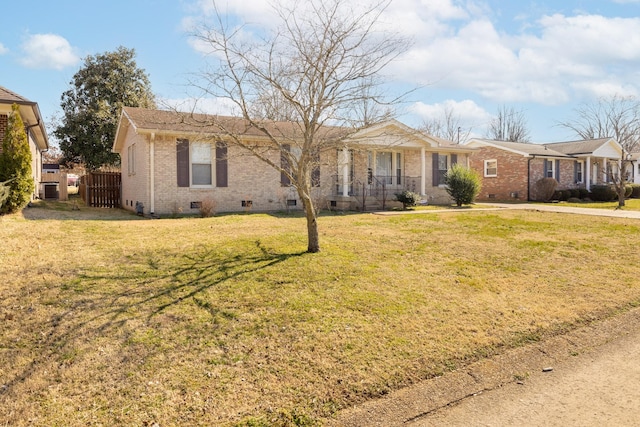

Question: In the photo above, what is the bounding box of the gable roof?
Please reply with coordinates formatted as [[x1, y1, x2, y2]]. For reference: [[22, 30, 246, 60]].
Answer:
[[113, 107, 347, 152], [465, 138, 571, 158], [113, 107, 473, 154], [0, 85, 49, 150], [543, 137, 621, 157], [344, 119, 473, 152]]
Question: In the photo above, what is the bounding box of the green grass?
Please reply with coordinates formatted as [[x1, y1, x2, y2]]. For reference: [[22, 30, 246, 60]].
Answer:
[[2, 201, 640, 426]]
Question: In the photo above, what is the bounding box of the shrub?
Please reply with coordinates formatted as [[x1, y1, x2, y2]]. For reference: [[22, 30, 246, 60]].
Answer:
[[630, 184, 640, 199], [552, 189, 570, 201], [0, 104, 34, 214], [578, 188, 590, 199], [624, 184, 633, 199], [395, 190, 420, 209], [199, 197, 217, 217], [567, 197, 582, 203], [533, 177, 557, 202], [590, 184, 617, 202], [569, 188, 581, 199], [444, 164, 482, 206]]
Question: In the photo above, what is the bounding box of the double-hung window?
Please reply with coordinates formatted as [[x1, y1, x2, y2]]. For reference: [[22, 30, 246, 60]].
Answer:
[[484, 159, 497, 177], [191, 142, 212, 186], [177, 139, 228, 188], [574, 161, 584, 183]]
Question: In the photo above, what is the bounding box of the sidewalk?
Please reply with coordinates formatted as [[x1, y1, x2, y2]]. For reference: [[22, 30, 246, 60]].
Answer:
[[373, 202, 640, 219], [331, 307, 640, 426], [478, 202, 640, 219]]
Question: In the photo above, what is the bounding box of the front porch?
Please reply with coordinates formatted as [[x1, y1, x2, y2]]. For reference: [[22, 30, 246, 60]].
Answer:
[[330, 174, 422, 211]]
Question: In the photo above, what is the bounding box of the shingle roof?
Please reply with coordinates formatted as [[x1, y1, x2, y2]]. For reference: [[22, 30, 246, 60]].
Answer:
[[470, 139, 571, 157], [544, 138, 614, 155], [0, 85, 48, 150], [0, 85, 34, 104], [121, 106, 345, 140], [116, 107, 475, 154]]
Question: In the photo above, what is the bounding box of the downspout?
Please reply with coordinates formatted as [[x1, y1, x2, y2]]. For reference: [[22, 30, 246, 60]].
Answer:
[[150, 133, 155, 215], [527, 155, 535, 201]]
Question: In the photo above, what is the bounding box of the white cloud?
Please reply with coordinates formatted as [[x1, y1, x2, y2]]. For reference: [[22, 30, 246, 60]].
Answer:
[[19, 33, 79, 70], [182, 1, 640, 108], [389, 6, 640, 105], [411, 99, 491, 126], [0, 42, 8, 55], [160, 96, 239, 116]]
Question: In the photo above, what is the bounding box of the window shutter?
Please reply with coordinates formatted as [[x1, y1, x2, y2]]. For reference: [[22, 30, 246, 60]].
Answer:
[[555, 160, 560, 181], [432, 153, 439, 186], [281, 144, 291, 186], [574, 161, 578, 182], [216, 141, 228, 187], [176, 139, 189, 187], [543, 159, 548, 178], [451, 154, 458, 165]]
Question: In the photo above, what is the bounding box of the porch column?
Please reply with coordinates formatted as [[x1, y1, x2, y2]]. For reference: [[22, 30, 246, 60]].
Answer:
[[420, 147, 426, 195], [603, 158, 608, 183], [342, 147, 349, 197], [585, 157, 591, 191]]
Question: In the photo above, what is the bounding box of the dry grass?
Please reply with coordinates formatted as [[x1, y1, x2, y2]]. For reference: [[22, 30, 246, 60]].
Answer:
[[554, 198, 640, 210], [2, 200, 640, 426]]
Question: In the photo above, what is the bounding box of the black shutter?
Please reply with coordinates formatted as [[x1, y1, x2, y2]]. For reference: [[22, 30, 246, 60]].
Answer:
[[543, 159, 548, 178], [555, 160, 560, 181], [177, 139, 189, 187], [281, 144, 291, 186], [451, 154, 458, 165], [216, 141, 228, 187], [432, 153, 439, 186]]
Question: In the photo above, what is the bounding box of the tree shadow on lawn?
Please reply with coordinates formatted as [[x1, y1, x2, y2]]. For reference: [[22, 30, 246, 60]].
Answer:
[[0, 240, 304, 400]]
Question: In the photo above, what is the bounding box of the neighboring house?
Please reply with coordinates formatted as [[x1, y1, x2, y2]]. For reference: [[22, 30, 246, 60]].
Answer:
[[630, 152, 640, 184], [112, 107, 473, 215], [0, 85, 49, 200], [465, 138, 623, 201], [41, 163, 69, 201]]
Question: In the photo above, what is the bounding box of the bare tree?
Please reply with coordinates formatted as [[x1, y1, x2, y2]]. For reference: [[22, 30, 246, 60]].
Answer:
[[559, 95, 640, 207], [486, 105, 530, 142], [420, 105, 470, 144], [187, 0, 408, 253]]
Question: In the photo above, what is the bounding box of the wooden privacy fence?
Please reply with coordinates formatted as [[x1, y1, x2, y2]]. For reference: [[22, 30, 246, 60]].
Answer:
[[79, 172, 121, 208]]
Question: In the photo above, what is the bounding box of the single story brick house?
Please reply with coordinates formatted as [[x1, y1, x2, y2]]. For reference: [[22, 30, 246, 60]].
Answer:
[[0, 85, 49, 201], [465, 138, 623, 201], [112, 107, 474, 215]]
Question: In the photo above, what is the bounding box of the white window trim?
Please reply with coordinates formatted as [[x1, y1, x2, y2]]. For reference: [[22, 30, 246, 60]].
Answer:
[[484, 159, 497, 177], [575, 160, 584, 184], [545, 159, 556, 179], [437, 153, 450, 187], [190, 141, 214, 188]]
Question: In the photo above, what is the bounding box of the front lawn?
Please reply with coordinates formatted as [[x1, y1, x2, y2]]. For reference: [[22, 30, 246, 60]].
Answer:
[[2, 202, 640, 426], [554, 198, 640, 210]]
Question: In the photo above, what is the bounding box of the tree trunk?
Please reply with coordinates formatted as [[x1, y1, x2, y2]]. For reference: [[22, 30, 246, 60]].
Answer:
[[618, 186, 626, 207], [305, 207, 320, 253], [299, 188, 320, 253]]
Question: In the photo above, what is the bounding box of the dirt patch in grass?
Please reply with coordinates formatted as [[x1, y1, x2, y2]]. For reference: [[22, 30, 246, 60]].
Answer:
[[1, 202, 640, 426]]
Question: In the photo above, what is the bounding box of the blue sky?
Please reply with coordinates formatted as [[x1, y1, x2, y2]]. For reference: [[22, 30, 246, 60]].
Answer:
[[1, 0, 640, 144]]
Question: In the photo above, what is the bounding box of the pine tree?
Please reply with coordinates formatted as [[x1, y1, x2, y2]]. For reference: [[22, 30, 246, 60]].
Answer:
[[0, 104, 34, 214]]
